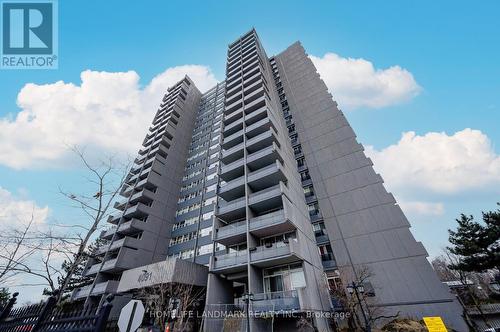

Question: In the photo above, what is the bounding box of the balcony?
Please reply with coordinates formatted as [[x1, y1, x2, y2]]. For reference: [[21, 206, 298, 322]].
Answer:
[[221, 141, 244, 164], [218, 175, 245, 201], [246, 143, 282, 171], [120, 202, 150, 220], [95, 235, 139, 255], [236, 290, 300, 313], [250, 209, 295, 238], [227, 49, 241, 65], [126, 165, 153, 185], [246, 128, 278, 154], [247, 161, 286, 192], [221, 129, 244, 150], [224, 108, 243, 126], [223, 117, 244, 136], [225, 80, 242, 98], [250, 239, 302, 268], [100, 226, 117, 240], [144, 133, 173, 149], [243, 71, 261, 89], [107, 211, 122, 224], [241, 44, 257, 61], [244, 95, 267, 115], [218, 183, 284, 222], [148, 143, 168, 159], [305, 194, 317, 205], [309, 213, 323, 223], [101, 217, 146, 239], [85, 258, 117, 275], [71, 280, 120, 300], [246, 113, 273, 137], [245, 105, 268, 127], [225, 94, 243, 111], [226, 71, 242, 87], [242, 76, 262, 95], [134, 174, 160, 192], [214, 208, 296, 247], [116, 218, 146, 235], [321, 253, 337, 270], [226, 65, 240, 80], [315, 232, 330, 245], [128, 188, 155, 204], [243, 87, 265, 106], [248, 183, 285, 213], [211, 250, 247, 273], [217, 196, 246, 221], [84, 247, 138, 276], [219, 158, 245, 182], [214, 219, 246, 246], [241, 52, 259, 71]]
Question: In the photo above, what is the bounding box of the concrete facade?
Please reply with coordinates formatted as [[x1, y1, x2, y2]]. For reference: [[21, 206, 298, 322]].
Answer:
[[76, 29, 467, 332], [75, 76, 202, 302], [273, 41, 467, 331], [204, 29, 332, 332]]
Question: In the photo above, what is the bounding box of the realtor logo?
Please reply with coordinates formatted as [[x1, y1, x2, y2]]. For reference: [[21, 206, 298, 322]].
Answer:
[[1, 0, 58, 69]]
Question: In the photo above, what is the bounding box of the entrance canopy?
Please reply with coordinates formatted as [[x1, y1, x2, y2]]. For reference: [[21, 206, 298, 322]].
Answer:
[[117, 258, 208, 293]]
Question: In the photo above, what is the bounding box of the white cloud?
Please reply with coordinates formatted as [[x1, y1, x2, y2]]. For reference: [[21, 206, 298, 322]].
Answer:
[[0, 65, 218, 169], [310, 53, 421, 109], [366, 128, 500, 194], [0, 187, 49, 229], [399, 201, 445, 216]]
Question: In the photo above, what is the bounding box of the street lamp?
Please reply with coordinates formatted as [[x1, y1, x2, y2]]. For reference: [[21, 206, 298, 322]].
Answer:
[[346, 282, 370, 332], [242, 292, 254, 332]]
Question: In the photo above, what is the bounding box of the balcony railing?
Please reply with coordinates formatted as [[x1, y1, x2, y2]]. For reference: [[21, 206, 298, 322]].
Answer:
[[213, 250, 247, 270], [250, 241, 295, 263], [71, 280, 119, 300], [234, 290, 300, 312]]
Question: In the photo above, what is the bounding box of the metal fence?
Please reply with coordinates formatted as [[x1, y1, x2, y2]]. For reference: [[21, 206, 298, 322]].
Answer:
[[0, 292, 113, 332]]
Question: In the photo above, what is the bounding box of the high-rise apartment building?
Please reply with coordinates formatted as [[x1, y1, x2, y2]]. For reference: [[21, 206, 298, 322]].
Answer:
[[75, 29, 467, 331]]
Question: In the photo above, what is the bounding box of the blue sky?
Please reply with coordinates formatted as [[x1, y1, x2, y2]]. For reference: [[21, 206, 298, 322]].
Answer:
[[0, 0, 499, 301]]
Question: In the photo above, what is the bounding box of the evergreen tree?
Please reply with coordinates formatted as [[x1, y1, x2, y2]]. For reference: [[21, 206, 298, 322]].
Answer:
[[448, 203, 500, 273], [480, 204, 500, 271], [44, 237, 106, 298], [0, 287, 10, 307]]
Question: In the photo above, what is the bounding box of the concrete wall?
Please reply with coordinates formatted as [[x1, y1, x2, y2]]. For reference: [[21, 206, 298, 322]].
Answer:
[[275, 42, 467, 331]]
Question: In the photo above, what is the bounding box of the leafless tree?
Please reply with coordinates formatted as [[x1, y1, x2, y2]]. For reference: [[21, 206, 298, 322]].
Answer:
[[0, 216, 80, 295], [332, 265, 399, 331], [432, 249, 490, 330], [0, 209, 39, 285], [136, 262, 206, 331], [54, 146, 129, 303], [0, 147, 129, 302]]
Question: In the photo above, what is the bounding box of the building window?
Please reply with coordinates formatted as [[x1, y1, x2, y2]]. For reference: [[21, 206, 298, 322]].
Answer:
[[197, 244, 212, 256], [202, 211, 214, 221], [303, 186, 314, 197], [263, 263, 306, 293], [181, 249, 194, 259], [205, 183, 217, 193], [312, 222, 326, 236], [204, 196, 216, 206], [206, 172, 217, 181], [209, 161, 219, 170], [300, 170, 311, 181], [199, 227, 212, 237], [327, 270, 342, 291], [308, 202, 320, 216], [318, 244, 334, 261]]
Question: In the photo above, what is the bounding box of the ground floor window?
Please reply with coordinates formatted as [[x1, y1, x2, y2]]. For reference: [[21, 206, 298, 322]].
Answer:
[[263, 263, 306, 293]]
